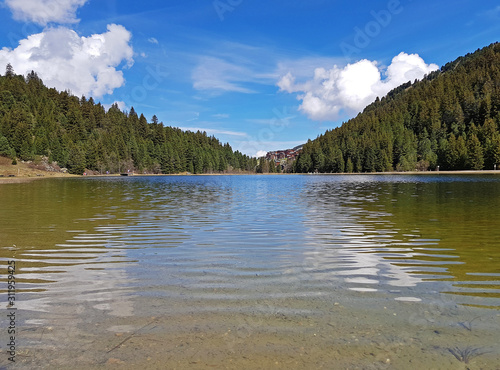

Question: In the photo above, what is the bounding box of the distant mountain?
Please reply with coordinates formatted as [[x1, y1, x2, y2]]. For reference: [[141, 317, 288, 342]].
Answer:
[[265, 145, 304, 161], [294, 43, 500, 173], [0, 67, 256, 174]]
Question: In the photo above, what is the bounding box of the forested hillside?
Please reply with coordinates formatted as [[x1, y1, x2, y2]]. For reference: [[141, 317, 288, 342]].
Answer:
[[294, 43, 500, 173], [0, 65, 256, 175]]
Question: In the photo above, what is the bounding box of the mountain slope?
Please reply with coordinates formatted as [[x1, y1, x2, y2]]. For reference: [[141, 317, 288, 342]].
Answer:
[[294, 43, 500, 173], [0, 68, 256, 175]]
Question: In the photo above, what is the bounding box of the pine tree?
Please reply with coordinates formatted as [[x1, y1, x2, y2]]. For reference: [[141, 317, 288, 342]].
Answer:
[[5, 63, 14, 78], [467, 133, 484, 170], [0, 135, 13, 157], [346, 157, 354, 173]]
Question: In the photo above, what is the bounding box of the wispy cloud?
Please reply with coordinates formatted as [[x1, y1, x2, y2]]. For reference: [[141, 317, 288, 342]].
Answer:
[[212, 113, 230, 119], [191, 41, 281, 95], [245, 116, 297, 125], [177, 126, 248, 137], [485, 5, 500, 18], [148, 37, 159, 44], [185, 112, 200, 122], [192, 56, 257, 94], [468, 5, 500, 26]]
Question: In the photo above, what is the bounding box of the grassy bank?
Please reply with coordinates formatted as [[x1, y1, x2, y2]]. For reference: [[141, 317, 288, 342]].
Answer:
[[0, 156, 76, 183]]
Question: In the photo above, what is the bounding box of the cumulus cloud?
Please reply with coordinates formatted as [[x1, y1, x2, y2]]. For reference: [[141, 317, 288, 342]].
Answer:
[[4, 0, 89, 25], [278, 52, 439, 121], [0, 24, 134, 98]]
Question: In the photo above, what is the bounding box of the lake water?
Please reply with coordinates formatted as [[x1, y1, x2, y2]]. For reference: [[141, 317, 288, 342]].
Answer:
[[1, 174, 499, 369]]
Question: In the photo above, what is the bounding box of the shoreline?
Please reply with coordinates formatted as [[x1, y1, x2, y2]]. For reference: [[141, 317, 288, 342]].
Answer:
[[0, 173, 76, 184], [305, 170, 500, 175], [81, 170, 500, 177], [1, 169, 500, 183]]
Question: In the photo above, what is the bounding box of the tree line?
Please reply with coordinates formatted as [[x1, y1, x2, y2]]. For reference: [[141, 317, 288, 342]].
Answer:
[[0, 65, 257, 174], [293, 43, 500, 173]]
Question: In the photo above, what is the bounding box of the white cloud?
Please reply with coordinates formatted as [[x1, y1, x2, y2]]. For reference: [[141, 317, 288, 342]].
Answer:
[[148, 37, 159, 44], [0, 24, 134, 98], [255, 150, 268, 158], [278, 52, 439, 121], [4, 0, 89, 25]]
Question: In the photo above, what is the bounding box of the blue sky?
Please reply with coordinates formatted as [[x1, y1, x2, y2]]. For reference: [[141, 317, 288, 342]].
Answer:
[[0, 0, 499, 156]]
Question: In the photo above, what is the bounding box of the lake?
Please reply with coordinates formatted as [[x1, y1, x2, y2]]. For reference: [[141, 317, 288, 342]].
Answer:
[[1, 174, 499, 369]]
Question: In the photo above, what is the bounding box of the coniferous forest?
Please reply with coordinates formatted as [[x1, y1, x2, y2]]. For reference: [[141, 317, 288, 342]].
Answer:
[[0, 64, 257, 175], [294, 43, 500, 173]]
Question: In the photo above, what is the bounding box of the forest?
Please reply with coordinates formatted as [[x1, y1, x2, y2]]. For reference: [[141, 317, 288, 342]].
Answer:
[[0, 64, 257, 175], [293, 43, 500, 173]]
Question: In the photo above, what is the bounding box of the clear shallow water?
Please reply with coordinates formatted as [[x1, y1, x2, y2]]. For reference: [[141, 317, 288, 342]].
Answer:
[[1, 175, 500, 369]]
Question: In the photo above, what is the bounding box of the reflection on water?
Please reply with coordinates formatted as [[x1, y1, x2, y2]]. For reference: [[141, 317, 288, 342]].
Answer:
[[301, 175, 500, 308], [0, 175, 499, 368]]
